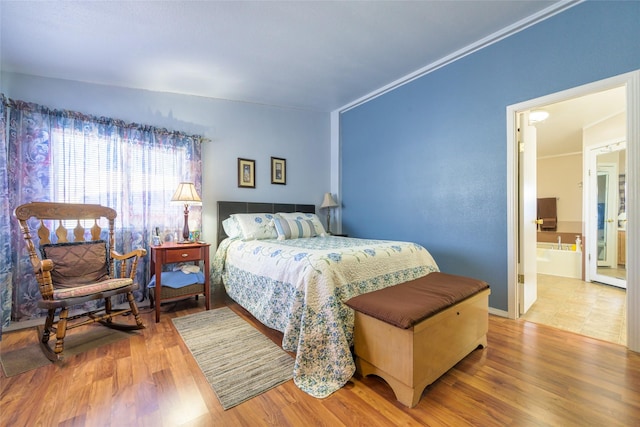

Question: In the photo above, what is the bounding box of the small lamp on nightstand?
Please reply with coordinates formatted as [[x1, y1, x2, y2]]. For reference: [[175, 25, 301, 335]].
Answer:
[[320, 192, 339, 235], [171, 182, 202, 242]]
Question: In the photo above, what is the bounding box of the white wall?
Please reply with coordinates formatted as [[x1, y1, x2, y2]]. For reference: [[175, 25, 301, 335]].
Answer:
[[2, 72, 331, 246], [583, 113, 626, 148], [537, 153, 583, 232], [537, 112, 627, 233]]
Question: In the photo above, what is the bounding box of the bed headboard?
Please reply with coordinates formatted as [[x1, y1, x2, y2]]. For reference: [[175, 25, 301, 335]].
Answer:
[[217, 201, 316, 246]]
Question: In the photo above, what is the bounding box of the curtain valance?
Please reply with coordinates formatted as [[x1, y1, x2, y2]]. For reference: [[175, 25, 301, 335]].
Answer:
[[2, 94, 208, 143]]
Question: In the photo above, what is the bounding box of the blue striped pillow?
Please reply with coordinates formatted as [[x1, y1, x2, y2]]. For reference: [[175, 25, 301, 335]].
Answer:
[[277, 212, 327, 236], [273, 218, 317, 240]]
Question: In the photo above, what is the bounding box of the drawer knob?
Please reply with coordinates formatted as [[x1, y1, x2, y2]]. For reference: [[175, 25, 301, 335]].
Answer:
[[181, 253, 188, 258]]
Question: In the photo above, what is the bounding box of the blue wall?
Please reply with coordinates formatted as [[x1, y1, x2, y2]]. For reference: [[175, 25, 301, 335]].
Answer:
[[340, 1, 640, 310]]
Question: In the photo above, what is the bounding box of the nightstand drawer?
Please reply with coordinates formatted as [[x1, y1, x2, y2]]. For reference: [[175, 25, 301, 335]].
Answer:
[[165, 247, 202, 263]]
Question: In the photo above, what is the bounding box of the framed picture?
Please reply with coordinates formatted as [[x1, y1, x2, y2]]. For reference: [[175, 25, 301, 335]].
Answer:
[[161, 228, 176, 243], [238, 158, 256, 188], [271, 157, 286, 185]]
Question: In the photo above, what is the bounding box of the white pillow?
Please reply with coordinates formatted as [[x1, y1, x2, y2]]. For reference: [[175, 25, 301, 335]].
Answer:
[[222, 217, 242, 239], [272, 218, 317, 240], [277, 212, 327, 236], [231, 213, 278, 241]]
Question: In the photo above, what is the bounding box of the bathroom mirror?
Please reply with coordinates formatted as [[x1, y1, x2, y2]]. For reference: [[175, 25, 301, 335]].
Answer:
[[590, 142, 626, 287]]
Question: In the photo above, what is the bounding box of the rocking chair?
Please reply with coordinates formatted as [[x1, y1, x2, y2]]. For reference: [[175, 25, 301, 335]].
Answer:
[[14, 202, 146, 361]]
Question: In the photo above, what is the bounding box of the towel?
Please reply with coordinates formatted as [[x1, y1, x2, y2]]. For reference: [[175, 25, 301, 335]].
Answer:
[[540, 217, 557, 230], [537, 198, 557, 231], [147, 271, 205, 289]]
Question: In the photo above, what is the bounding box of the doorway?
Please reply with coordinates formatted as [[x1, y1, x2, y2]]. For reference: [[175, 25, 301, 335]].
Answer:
[[506, 70, 639, 351], [518, 89, 626, 343]]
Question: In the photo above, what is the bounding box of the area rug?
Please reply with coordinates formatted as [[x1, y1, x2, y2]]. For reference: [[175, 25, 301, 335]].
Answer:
[[172, 307, 295, 410], [0, 326, 132, 377]]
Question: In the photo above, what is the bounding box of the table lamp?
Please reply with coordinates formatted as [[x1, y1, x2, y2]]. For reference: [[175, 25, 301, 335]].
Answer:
[[320, 192, 339, 234], [171, 182, 202, 242]]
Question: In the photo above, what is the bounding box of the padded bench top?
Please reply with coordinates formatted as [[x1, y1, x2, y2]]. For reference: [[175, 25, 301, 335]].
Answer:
[[345, 272, 489, 329]]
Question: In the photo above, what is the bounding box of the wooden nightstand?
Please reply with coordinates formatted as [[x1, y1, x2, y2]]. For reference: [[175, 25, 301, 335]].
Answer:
[[149, 241, 211, 323]]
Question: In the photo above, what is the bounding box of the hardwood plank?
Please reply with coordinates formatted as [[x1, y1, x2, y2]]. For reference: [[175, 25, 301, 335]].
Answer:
[[1, 294, 640, 426], [86, 376, 114, 423]]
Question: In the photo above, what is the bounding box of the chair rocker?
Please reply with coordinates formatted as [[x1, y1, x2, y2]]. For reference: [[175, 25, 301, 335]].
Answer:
[[15, 202, 146, 362]]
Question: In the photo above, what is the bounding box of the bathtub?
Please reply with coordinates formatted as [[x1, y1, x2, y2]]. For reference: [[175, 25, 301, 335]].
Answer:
[[536, 242, 582, 279]]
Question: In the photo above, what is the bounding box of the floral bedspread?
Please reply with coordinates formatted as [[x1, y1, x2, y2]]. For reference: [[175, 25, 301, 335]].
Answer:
[[212, 236, 439, 398]]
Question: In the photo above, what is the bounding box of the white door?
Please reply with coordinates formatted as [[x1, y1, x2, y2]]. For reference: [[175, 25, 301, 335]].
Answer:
[[587, 141, 626, 288], [518, 112, 538, 314], [596, 164, 618, 268]]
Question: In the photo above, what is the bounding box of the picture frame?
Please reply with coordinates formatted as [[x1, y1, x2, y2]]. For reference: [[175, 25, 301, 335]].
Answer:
[[238, 158, 256, 188], [271, 157, 286, 185], [151, 226, 164, 246], [161, 229, 176, 243]]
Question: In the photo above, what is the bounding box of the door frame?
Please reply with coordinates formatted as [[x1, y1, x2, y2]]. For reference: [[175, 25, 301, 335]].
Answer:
[[506, 70, 640, 351]]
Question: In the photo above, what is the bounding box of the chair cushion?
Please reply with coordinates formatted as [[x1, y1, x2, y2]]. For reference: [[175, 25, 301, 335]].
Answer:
[[52, 277, 133, 300], [41, 241, 109, 287]]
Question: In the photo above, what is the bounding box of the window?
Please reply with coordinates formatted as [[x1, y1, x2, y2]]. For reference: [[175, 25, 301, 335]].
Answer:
[[49, 125, 199, 233]]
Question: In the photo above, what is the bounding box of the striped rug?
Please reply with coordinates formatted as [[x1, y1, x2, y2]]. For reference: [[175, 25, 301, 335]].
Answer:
[[172, 307, 295, 410]]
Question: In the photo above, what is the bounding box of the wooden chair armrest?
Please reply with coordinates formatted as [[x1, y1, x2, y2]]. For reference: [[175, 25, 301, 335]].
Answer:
[[39, 259, 54, 272], [111, 248, 147, 280], [36, 259, 55, 299], [111, 248, 148, 260]]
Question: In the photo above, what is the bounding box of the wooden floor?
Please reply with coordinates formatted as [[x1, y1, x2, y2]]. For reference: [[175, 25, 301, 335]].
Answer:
[[2, 286, 640, 426]]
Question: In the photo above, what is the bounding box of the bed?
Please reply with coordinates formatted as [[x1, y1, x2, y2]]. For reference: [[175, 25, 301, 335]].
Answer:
[[212, 201, 440, 398]]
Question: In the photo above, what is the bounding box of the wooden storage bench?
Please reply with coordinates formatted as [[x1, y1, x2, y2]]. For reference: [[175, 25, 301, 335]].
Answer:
[[345, 272, 490, 408]]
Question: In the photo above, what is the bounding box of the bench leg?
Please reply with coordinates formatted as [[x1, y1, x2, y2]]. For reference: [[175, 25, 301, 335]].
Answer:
[[356, 357, 422, 408]]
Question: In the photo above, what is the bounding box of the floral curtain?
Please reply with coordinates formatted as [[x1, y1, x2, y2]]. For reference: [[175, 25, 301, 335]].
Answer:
[[0, 96, 11, 335], [0, 95, 203, 326]]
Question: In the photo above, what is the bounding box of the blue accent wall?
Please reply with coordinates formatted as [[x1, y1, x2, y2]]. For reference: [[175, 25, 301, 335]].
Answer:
[[340, 1, 640, 310]]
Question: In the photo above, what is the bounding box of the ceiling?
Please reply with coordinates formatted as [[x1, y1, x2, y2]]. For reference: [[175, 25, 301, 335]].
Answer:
[[1, 0, 568, 113], [532, 86, 626, 158], [2, 1, 623, 158]]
